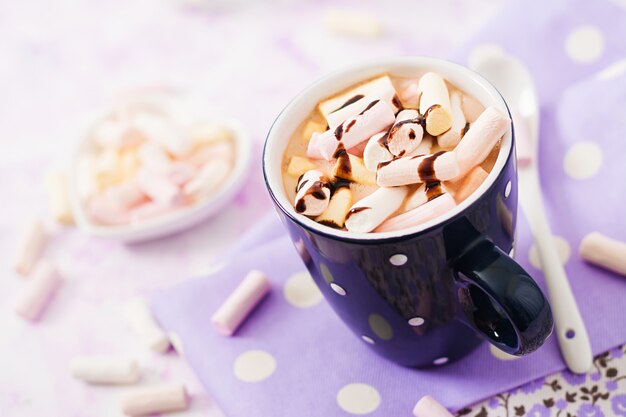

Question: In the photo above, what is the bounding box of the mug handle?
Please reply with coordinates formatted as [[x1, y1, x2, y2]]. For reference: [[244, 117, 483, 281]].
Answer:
[[445, 220, 554, 355]]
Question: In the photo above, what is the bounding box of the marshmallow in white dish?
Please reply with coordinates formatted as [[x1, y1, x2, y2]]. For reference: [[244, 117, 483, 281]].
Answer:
[[332, 145, 377, 185], [376, 193, 456, 232], [87, 197, 131, 226], [376, 151, 460, 187], [444, 166, 488, 203], [190, 122, 233, 144], [71, 356, 140, 385], [121, 384, 188, 416], [127, 298, 171, 353], [211, 270, 271, 336], [404, 182, 450, 211], [137, 142, 171, 171], [91, 116, 141, 149], [46, 171, 74, 224], [15, 261, 62, 322], [363, 131, 393, 172], [413, 395, 454, 417], [136, 168, 183, 207], [316, 99, 396, 160], [418, 72, 453, 136], [13, 219, 49, 277], [130, 202, 177, 224], [324, 10, 384, 39], [386, 109, 424, 157], [183, 159, 232, 198], [437, 91, 467, 149], [454, 106, 510, 176], [316, 187, 353, 229], [318, 75, 399, 128], [294, 170, 332, 216], [166, 162, 197, 186], [186, 140, 234, 168], [580, 232, 626, 277], [344, 186, 408, 233], [102, 182, 147, 210], [131, 112, 191, 157]]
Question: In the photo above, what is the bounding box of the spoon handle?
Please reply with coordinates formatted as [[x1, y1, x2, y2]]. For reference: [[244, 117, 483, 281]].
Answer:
[[518, 168, 593, 374]]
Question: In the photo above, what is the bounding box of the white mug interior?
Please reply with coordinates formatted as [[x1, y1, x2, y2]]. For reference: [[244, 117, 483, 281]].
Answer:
[[263, 56, 512, 241]]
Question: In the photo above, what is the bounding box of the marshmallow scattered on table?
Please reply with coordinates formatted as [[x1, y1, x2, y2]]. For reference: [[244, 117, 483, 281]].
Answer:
[[127, 298, 171, 353], [377, 193, 456, 232], [418, 72, 453, 136], [344, 186, 408, 233], [376, 151, 460, 187], [211, 270, 271, 336], [71, 356, 140, 385], [15, 260, 62, 322], [121, 384, 188, 416], [294, 170, 332, 216], [46, 171, 74, 224], [413, 395, 454, 417], [13, 219, 49, 277], [579, 232, 626, 277]]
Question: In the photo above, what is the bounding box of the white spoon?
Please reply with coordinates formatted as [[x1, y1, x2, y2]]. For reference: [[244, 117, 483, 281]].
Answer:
[[473, 52, 592, 374]]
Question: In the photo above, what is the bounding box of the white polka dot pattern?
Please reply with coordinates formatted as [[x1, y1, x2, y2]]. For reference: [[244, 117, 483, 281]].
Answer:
[[565, 26, 605, 63], [336, 383, 381, 414], [563, 141, 603, 179], [233, 350, 277, 382], [283, 271, 322, 308]]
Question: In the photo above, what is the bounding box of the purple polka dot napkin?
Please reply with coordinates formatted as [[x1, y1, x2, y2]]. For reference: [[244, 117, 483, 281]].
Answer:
[[151, 0, 626, 414]]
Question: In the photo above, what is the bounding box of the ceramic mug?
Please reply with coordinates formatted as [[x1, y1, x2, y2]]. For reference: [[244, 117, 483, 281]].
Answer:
[[263, 57, 553, 368]]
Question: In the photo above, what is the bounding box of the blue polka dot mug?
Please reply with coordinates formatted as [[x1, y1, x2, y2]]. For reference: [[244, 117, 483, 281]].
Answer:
[[263, 57, 554, 367]]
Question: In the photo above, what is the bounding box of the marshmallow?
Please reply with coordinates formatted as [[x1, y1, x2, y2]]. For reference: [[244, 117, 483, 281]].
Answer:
[[136, 168, 183, 207], [376, 151, 460, 187], [211, 270, 271, 336], [166, 162, 197, 186], [444, 166, 488, 203], [454, 106, 510, 176], [363, 131, 393, 172], [316, 99, 396, 160], [376, 193, 456, 232], [399, 80, 420, 108], [137, 142, 171, 171], [316, 187, 353, 228], [418, 72, 453, 136], [70, 356, 140, 385], [580, 232, 626, 277], [87, 196, 131, 226], [404, 182, 450, 211], [186, 141, 234, 168], [130, 202, 178, 224], [386, 109, 424, 157], [92, 117, 139, 149], [287, 156, 317, 177], [347, 138, 368, 157], [462, 94, 484, 123], [46, 171, 74, 224], [413, 395, 454, 417], [306, 132, 325, 160], [190, 122, 233, 145], [511, 109, 533, 167], [324, 10, 384, 39], [121, 384, 188, 416], [332, 145, 376, 185], [13, 220, 49, 277], [127, 298, 171, 353], [302, 119, 327, 142], [15, 261, 62, 321], [319, 75, 399, 125], [344, 186, 408, 233], [131, 112, 191, 157], [95, 149, 121, 188], [407, 135, 434, 157], [437, 91, 467, 149], [294, 170, 332, 216], [183, 159, 231, 198]]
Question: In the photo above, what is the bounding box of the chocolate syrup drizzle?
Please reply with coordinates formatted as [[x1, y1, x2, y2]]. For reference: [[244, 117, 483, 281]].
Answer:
[[425, 181, 443, 201], [330, 94, 365, 113], [417, 150, 446, 182], [345, 206, 371, 220], [294, 175, 331, 214], [333, 143, 352, 179]]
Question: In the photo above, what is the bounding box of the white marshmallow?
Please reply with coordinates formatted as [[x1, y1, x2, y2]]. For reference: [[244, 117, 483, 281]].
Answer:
[[462, 94, 484, 123], [121, 384, 188, 416], [579, 232, 626, 277], [437, 91, 467, 149], [127, 298, 171, 353], [103, 182, 147, 211], [407, 135, 434, 157], [363, 131, 393, 172], [294, 170, 331, 216], [136, 168, 183, 207], [211, 270, 271, 336], [70, 356, 140, 385], [76, 154, 100, 199], [131, 112, 191, 157], [344, 186, 408, 233], [413, 395, 454, 417], [418, 72, 453, 136], [15, 261, 62, 321], [404, 182, 450, 211], [387, 109, 424, 156], [316, 99, 396, 160], [137, 142, 171, 171], [376, 193, 456, 232], [46, 171, 74, 224], [166, 162, 197, 186], [190, 122, 233, 144], [91, 117, 131, 149], [183, 159, 231, 198], [454, 106, 510, 176], [306, 132, 325, 160], [376, 151, 460, 187], [87, 196, 131, 226], [186, 140, 234, 167], [13, 220, 49, 277]]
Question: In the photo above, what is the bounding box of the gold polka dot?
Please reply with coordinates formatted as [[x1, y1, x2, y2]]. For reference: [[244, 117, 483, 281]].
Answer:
[[320, 263, 334, 284], [368, 314, 393, 341]]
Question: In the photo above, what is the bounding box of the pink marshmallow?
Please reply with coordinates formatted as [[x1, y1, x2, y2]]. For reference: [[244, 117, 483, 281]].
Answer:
[[186, 141, 234, 168], [455, 106, 510, 176], [376, 151, 460, 187], [167, 163, 197, 186], [306, 132, 325, 160], [413, 395, 454, 417], [316, 99, 395, 161], [15, 261, 62, 322], [386, 109, 424, 157], [87, 197, 131, 226], [102, 182, 147, 210], [183, 159, 231, 198], [13, 220, 49, 277], [211, 270, 271, 336], [376, 193, 456, 232], [136, 168, 183, 207]]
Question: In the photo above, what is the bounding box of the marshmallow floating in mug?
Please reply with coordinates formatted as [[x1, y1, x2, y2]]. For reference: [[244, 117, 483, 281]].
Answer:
[[376, 192, 456, 233], [418, 72, 453, 136], [294, 170, 332, 216], [332, 144, 377, 185], [121, 384, 188, 416], [316, 187, 353, 229], [363, 131, 393, 172], [211, 270, 271, 336], [579, 232, 626, 277], [376, 151, 460, 187], [386, 109, 424, 157], [13, 219, 49, 277], [15, 260, 62, 322], [344, 186, 408, 233], [70, 356, 140, 385], [437, 91, 467, 149]]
